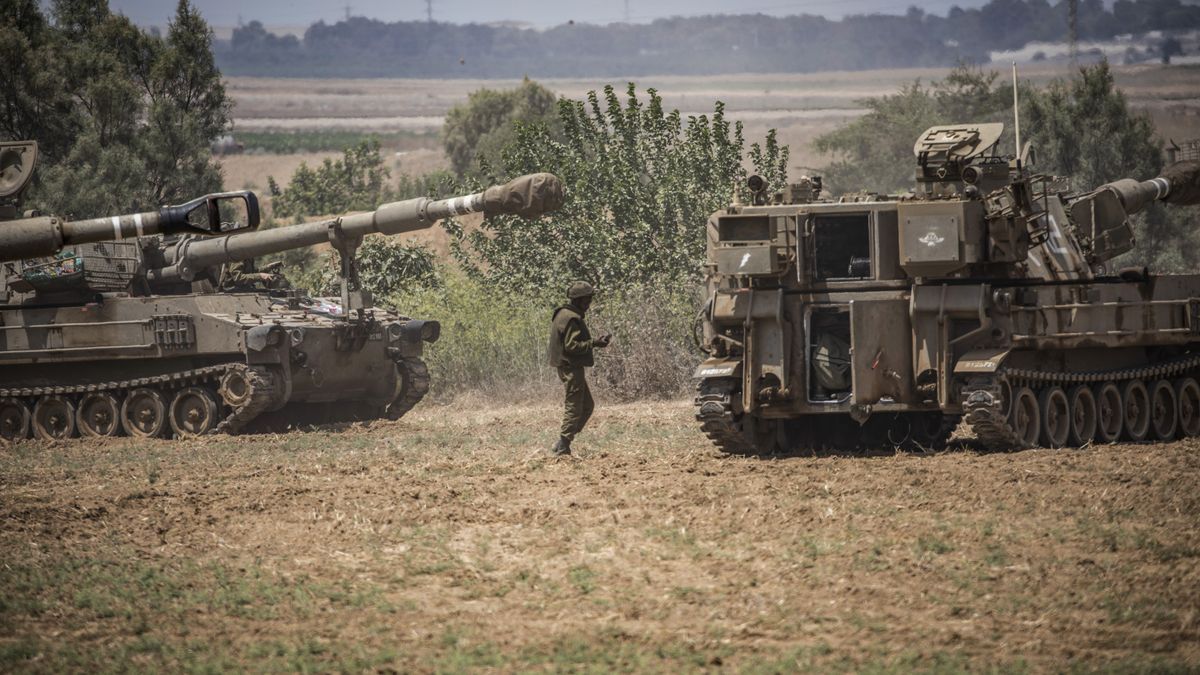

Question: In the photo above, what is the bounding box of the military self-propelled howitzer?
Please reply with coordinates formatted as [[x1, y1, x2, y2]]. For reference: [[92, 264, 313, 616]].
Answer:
[[0, 140, 564, 440], [694, 123, 1200, 453]]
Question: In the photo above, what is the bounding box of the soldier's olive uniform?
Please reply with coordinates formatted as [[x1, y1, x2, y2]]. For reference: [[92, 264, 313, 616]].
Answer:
[[219, 260, 260, 292], [548, 302, 596, 442]]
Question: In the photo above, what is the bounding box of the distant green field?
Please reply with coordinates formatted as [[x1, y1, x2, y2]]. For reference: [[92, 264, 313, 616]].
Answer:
[[235, 130, 439, 154]]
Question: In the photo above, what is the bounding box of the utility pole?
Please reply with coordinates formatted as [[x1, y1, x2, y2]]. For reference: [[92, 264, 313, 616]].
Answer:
[[1068, 0, 1078, 65]]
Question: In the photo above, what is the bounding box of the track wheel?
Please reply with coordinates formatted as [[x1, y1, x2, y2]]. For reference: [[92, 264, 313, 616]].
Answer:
[[1038, 387, 1070, 448], [1009, 386, 1041, 448], [1149, 380, 1178, 441], [1094, 382, 1123, 443], [1175, 378, 1200, 437], [122, 388, 168, 438], [1122, 380, 1151, 442], [170, 387, 220, 438], [0, 398, 32, 441], [1066, 386, 1097, 447], [219, 370, 254, 408], [32, 396, 77, 440], [77, 393, 122, 437]]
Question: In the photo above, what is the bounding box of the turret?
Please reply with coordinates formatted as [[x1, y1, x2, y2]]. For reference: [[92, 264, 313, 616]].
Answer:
[[897, 124, 1200, 281]]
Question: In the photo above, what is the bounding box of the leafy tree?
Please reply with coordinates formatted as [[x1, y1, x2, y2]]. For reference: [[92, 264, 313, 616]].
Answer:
[[266, 141, 442, 298], [269, 140, 392, 218], [299, 237, 439, 298], [0, 0, 229, 217], [442, 78, 559, 177], [446, 83, 788, 292], [1024, 61, 1160, 191], [813, 65, 1018, 193]]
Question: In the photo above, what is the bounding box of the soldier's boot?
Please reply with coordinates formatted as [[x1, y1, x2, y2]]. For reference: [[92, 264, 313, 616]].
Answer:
[[551, 436, 572, 456]]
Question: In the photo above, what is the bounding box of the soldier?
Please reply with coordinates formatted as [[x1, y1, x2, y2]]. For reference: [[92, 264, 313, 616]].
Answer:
[[219, 258, 287, 292], [547, 281, 611, 456]]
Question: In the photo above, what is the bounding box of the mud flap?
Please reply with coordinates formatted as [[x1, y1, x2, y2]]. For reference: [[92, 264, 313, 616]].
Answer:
[[953, 348, 1011, 374], [693, 358, 742, 380]]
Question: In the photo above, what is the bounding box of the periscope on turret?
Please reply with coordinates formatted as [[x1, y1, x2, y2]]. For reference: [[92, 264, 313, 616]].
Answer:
[[0, 141, 565, 442], [693, 123, 1200, 455]]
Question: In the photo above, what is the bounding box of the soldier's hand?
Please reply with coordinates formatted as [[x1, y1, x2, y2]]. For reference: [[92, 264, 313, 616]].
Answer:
[[595, 332, 612, 348], [258, 273, 274, 282]]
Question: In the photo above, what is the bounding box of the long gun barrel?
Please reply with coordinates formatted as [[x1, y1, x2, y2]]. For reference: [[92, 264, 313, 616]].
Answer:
[[151, 173, 564, 283], [1097, 160, 1200, 215], [0, 191, 260, 263]]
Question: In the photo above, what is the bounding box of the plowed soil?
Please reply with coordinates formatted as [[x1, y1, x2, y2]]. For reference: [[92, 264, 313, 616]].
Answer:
[[2, 400, 1198, 672]]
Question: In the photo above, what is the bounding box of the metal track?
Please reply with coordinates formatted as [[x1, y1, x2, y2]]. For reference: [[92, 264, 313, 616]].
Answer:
[[385, 357, 430, 421], [215, 365, 278, 434], [962, 352, 1200, 449], [695, 379, 761, 454], [0, 363, 275, 437]]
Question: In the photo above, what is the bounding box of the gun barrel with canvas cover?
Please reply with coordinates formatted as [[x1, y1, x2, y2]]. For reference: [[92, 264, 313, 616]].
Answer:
[[149, 173, 564, 283]]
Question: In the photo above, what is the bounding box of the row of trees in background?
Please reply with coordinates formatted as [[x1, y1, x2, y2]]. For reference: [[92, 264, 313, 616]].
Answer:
[[217, 0, 1200, 78], [0, 0, 228, 217]]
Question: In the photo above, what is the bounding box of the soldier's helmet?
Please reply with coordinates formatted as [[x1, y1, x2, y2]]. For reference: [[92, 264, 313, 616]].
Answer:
[[567, 280, 595, 299]]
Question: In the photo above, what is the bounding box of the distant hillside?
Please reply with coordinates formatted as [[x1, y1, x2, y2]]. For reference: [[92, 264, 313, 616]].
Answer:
[[214, 0, 1200, 78]]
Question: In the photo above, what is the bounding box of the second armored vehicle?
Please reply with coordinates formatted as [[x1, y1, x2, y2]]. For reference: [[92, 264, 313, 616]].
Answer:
[[695, 124, 1200, 452], [0, 141, 564, 440]]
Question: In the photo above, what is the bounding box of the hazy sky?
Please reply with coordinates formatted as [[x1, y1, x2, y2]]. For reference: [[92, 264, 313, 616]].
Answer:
[[109, 0, 983, 29]]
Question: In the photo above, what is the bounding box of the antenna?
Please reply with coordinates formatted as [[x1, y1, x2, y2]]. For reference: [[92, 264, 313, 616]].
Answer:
[[1012, 61, 1022, 169], [624, 0, 630, 22], [343, 3, 352, 20], [426, 0, 434, 22]]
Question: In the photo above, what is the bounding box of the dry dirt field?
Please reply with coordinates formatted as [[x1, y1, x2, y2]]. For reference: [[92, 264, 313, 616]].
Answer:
[[2, 400, 1198, 672]]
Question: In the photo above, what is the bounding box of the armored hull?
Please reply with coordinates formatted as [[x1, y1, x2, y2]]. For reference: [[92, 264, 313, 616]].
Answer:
[[0, 292, 436, 439], [694, 124, 1200, 453]]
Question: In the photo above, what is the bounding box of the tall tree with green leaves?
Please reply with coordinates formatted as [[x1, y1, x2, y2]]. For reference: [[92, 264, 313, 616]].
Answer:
[[442, 78, 559, 177], [813, 66, 1020, 193], [0, 0, 229, 217], [446, 83, 789, 292], [269, 140, 393, 218]]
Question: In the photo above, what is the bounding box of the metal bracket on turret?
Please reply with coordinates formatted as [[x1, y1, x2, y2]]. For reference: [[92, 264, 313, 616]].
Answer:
[[326, 217, 367, 320]]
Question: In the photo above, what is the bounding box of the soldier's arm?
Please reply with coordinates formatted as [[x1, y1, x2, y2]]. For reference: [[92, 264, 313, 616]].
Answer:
[[225, 261, 254, 284], [561, 319, 593, 355]]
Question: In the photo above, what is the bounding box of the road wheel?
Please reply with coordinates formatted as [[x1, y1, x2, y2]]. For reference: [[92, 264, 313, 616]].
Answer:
[[122, 388, 168, 438], [0, 398, 31, 441], [1094, 382, 1123, 443], [1038, 387, 1070, 448], [1121, 380, 1151, 442], [77, 393, 122, 437], [32, 396, 76, 440], [1176, 377, 1200, 437], [1009, 386, 1041, 448], [218, 370, 253, 408], [1149, 379, 1178, 441], [1066, 386, 1097, 447], [169, 387, 220, 438]]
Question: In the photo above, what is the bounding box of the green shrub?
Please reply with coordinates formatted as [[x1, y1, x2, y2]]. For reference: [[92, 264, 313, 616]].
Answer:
[[381, 272, 699, 401]]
